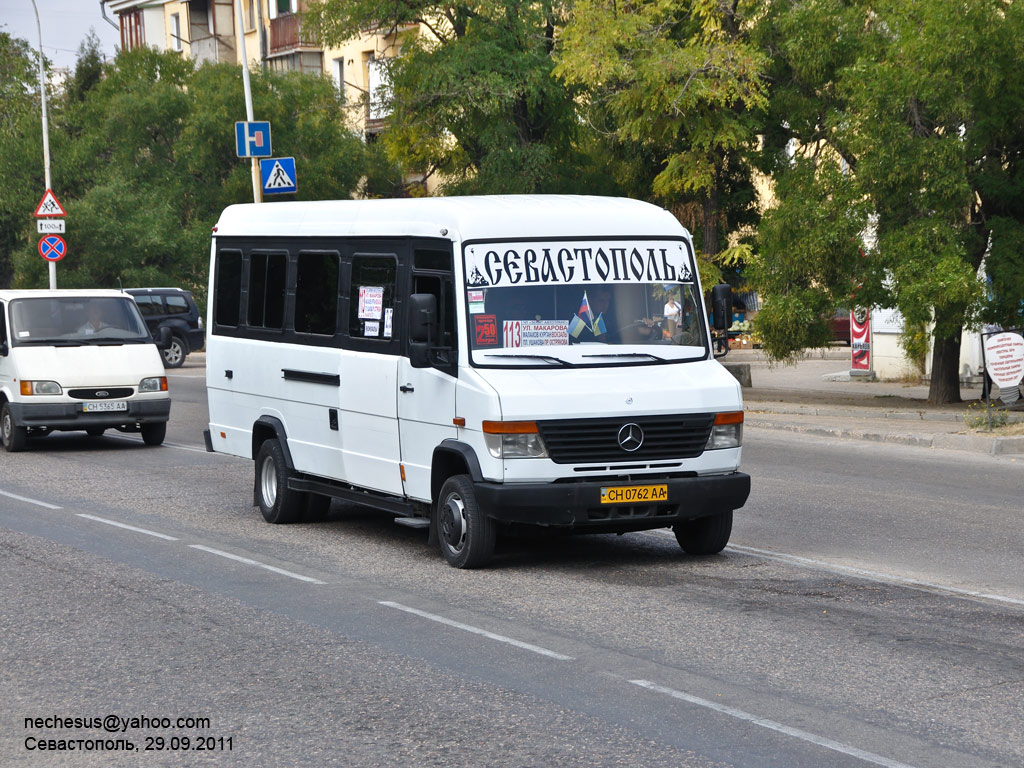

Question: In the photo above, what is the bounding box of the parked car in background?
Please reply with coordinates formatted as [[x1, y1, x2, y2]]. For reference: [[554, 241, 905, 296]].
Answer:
[[831, 308, 851, 345], [126, 288, 205, 368]]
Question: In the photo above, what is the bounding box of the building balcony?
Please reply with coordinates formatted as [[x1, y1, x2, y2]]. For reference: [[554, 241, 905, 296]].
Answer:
[[269, 14, 319, 55]]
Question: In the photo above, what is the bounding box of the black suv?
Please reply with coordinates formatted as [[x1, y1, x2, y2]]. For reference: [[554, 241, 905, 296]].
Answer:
[[126, 288, 205, 368]]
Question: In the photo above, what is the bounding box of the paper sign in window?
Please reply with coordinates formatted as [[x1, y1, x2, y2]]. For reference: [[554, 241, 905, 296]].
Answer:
[[358, 286, 384, 319]]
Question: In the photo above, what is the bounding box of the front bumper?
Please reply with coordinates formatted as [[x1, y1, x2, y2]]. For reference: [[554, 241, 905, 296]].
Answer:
[[8, 399, 171, 430], [474, 472, 750, 532]]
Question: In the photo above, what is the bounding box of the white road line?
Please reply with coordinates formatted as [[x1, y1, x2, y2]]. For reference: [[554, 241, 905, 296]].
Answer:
[[642, 531, 1024, 609], [0, 489, 62, 510], [629, 680, 919, 768], [379, 601, 574, 661], [76, 514, 179, 541], [105, 434, 209, 453], [189, 545, 325, 584]]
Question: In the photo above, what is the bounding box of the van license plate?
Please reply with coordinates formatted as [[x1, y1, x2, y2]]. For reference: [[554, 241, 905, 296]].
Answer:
[[600, 484, 669, 504], [83, 401, 128, 413]]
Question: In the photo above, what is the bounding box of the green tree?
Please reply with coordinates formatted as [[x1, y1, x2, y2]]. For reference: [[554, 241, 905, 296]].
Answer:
[[305, 0, 597, 194], [6, 47, 372, 299], [752, 0, 1024, 404], [556, 0, 767, 276]]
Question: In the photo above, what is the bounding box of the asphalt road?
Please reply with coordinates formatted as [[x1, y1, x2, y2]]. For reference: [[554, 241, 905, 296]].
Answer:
[[1, 364, 1021, 767]]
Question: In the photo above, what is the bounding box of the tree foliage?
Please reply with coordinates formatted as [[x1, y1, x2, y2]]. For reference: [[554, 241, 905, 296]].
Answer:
[[0, 44, 372, 300]]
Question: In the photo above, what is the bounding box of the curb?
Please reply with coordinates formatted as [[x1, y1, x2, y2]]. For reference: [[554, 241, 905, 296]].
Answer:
[[745, 418, 1024, 456]]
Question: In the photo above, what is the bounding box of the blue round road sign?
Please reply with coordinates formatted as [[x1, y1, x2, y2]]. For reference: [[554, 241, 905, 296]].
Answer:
[[39, 234, 67, 262]]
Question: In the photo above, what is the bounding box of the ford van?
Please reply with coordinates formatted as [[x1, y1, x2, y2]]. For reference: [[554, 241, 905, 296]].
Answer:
[[204, 196, 750, 568], [0, 290, 171, 451]]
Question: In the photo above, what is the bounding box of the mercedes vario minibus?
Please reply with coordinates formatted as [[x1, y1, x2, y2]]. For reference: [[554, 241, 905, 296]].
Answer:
[[0, 289, 171, 451], [204, 196, 750, 568]]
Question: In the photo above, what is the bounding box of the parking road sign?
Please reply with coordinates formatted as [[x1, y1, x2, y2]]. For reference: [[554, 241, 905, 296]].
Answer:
[[39, 235, 67, 262]]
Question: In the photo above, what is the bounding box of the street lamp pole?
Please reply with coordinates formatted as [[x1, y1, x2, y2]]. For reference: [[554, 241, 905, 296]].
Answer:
[[30, 0, 57, 289], [235, 0, 262, 204]]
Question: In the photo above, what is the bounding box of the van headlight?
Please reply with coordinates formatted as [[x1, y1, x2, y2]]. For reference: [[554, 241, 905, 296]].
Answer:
[[20, 380, 62, 396], [139, 377, 168, 393], [482, 421, 549, 459], [705, 412, 743, 450]]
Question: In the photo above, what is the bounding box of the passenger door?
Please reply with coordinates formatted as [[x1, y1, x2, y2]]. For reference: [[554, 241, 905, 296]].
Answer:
[[397, 246, 459, 502]]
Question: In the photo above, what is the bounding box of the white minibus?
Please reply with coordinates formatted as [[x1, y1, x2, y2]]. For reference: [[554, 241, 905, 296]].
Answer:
[[0, 289, 171, 451], [204, 196, 750, 568]]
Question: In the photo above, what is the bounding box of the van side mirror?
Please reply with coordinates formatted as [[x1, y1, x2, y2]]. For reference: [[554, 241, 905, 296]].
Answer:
[[156, 326, 173, 350], [0, 340, 7, 357], [711, 284, 732, 332]]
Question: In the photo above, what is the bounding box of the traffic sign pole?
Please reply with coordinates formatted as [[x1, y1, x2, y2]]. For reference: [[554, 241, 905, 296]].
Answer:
[[30, 0, 57, 288], [235, 0, 262, 204]]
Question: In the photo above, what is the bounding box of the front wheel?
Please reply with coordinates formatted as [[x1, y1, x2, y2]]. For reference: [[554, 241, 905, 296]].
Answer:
[[436, 475, 495, 569], [674, 509, 733, 555], [140, 422, 166, 446], [1, 404, 28, 452], [255, 439, 304, 524]]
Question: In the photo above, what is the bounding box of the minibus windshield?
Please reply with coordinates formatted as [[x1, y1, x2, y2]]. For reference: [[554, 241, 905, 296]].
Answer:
[[463, 239, 708, 367], [10, 296, 152, 346]]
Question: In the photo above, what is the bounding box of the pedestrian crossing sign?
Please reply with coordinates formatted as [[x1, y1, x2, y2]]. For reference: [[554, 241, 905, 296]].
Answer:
[[259, 157, 297, 195]]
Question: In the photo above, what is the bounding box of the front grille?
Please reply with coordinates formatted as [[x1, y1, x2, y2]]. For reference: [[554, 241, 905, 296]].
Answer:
[[538, 414, 715, 464], [68, 387, 134, 400]]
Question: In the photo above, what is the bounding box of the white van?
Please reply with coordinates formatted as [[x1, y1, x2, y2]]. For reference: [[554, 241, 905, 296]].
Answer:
[[0, 290, 171, 452], [204, 196, 750, 568]]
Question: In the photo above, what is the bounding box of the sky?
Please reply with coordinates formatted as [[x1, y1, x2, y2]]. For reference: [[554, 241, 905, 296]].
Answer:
[[1, 0, 122, 70]]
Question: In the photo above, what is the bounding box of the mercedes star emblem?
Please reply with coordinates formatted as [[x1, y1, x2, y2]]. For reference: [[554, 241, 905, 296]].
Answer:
[[617, 423, 644, 452]]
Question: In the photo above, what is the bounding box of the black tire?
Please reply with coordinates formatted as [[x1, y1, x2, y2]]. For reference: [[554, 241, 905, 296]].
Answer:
[[140, 421, 166, 446], [255, 439, 305, 524], [86, 427, 106, 437], [436, 474, 495, 568], [1, 404, 28, 453], [162, 336, 187, 368], [303, 493, 332, 522], [674, 509, 733, 555]]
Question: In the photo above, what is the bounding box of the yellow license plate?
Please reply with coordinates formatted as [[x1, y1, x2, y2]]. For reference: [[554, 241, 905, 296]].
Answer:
[[599, 484, 669, 504]]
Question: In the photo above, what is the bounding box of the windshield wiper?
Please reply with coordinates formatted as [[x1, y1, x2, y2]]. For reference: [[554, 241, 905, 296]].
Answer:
[[484, 353, 575, 367], [582, 352, 667, 362], [93, 337, 148, 345], [16, 339, 84, 346]]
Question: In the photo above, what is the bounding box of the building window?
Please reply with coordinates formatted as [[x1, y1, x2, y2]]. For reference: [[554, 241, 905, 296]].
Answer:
[[120, 9, 145, 51], [170, 13, 182, 51], [246, 0, 256, 31], [332, 58, 345, 101], [268, 52, 323, 75]]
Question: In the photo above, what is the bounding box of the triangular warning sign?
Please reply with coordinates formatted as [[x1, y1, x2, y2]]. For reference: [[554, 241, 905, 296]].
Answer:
[[34, 189, 66, 217], [264, 161, 295, 190]]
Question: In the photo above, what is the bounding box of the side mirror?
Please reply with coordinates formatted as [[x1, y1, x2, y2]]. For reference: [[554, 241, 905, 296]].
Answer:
[[0, 340, 8, 357], [711, 284, 732, 332], [408, 293, 437, 344], [156, 326, 173, 350]]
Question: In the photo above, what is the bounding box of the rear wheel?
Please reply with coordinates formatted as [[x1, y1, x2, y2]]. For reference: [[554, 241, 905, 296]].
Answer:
[[1, 404, 27, 453], [674, 509, 733, 555], [255, 439, 304, 524], [162, 336, 186, 368], [140, 422, 166, 446], [437, 475, 495, 568]]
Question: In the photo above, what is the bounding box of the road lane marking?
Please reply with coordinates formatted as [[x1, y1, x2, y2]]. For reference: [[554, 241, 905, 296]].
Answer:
[[379, 601, 574, 661], [105, 434, 211, 453], [77, 514, 178, 541], [0, 489, 62, 510], [629, 679, 920, 768], [642, 531, 1024, 609], [189, 545, 326, 584]]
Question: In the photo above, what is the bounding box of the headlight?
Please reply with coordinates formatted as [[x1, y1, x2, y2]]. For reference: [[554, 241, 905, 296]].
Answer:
[[705, 412, 743, 450], [482, 421, 549, 459], [139, 377, 168, 393], [20, 380, 62, 396]]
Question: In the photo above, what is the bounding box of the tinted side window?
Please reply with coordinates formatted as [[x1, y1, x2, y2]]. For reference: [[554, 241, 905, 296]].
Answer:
[[134, 295, 162, 317], [165, 295, 190, 315], [349, 256, 397, 343], [215, 250, 243, 328], [248, 252, 286, 330], [0, 301, 6, 345], [295, 252, 340, 336]]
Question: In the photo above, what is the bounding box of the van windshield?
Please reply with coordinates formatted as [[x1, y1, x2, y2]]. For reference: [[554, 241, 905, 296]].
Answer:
[[10, 296, 152, 346], [463, 239, 708, 367]]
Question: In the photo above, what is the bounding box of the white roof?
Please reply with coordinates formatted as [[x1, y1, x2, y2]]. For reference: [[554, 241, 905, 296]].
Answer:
[[213, 195, 690, 242]]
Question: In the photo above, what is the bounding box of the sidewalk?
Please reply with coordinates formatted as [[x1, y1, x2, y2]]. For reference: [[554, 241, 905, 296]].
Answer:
[[728, 348, 1024, 456]]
